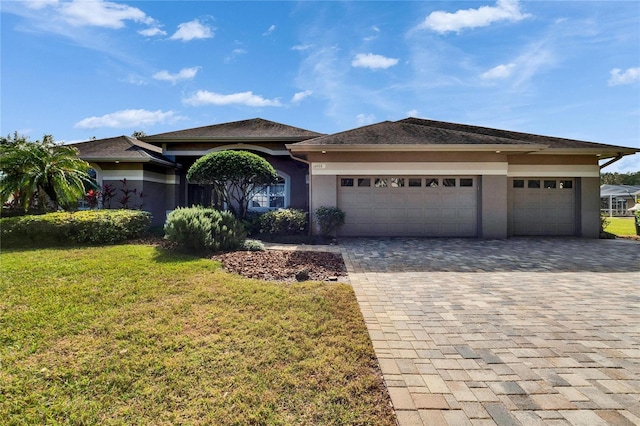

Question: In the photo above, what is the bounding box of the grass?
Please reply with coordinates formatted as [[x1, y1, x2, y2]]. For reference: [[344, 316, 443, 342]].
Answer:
[[0, 244, 395, 425], [604, 216, 637, 236]]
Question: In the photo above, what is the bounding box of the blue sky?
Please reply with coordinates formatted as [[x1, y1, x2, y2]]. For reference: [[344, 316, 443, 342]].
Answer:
[[2, 0, 639, 172]]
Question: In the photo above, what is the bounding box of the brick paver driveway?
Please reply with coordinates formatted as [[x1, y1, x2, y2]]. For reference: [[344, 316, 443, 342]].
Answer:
[[340, 238, 640, 426]]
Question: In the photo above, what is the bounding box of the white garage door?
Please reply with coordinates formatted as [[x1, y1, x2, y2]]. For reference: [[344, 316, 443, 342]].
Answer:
[[337, 176, 478, 237], [510, 178, 576, 236]]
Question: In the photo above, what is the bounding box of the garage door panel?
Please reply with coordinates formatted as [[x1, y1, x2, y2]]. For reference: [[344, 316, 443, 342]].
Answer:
[[510, 178, 575, 236], [338, 176, 477, 237]]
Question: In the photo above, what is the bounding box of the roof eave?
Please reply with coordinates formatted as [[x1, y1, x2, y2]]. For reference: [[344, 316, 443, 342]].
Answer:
[[81, 156, 178, 168], [286, 144, 546, 153], [534, 148, 640, 159]]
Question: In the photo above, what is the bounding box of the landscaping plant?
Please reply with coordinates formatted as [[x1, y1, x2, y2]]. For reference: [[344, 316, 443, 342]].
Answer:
[[315, 206, 346, 237], [164, 206, 246, 253]]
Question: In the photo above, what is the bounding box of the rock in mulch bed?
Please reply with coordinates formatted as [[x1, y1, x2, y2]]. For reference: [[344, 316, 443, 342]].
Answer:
[[212, 250, 347, 282]]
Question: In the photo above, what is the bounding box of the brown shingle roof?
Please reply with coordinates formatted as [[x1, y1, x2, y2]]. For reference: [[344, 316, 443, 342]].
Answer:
[[142, 118, 324, 141], [397, 117, 629, 150], [71, 136, 177, 167], [290, 120, 541, 146]]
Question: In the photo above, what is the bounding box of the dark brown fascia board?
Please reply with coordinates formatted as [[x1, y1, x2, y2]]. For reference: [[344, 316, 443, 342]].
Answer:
[[285, 143, 546, 153]]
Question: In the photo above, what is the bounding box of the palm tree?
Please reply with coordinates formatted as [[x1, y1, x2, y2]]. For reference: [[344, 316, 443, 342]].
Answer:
[[0, 134, 91, 211]]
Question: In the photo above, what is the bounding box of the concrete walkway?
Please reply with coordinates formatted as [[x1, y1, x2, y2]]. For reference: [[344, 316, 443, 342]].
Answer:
[[340, 238, 640, 426]]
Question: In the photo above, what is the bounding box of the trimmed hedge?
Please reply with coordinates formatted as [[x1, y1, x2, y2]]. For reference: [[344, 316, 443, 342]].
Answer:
[[0, 210, 151, 248], [164, 207, 246, 253], [258, 209, 308, 235]]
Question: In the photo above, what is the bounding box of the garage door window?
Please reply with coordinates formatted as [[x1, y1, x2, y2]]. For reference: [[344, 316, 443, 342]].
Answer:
[[358, 178, 371, 187], [528, 180, 541, 188], [560, 180, 572, 189], [544, 180, 557, 189], [408, 178, 422, 187], [375, 178, 388, 188], [443, 178, 456, 187], [460, 178, 473, 187], [513, 179, 525, 188], [341, 178, 354, 187], [391, 178, 405, 187], [426, 178, 439, 187]]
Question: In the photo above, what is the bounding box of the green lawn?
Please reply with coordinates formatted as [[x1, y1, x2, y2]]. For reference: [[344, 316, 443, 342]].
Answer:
[[604, 216, 637, 236], [0, 245, 395, 425]]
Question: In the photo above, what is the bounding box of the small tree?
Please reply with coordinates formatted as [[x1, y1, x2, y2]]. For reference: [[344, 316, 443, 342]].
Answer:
[[186, 150, 277, 220], [0, 133, 91, 211]]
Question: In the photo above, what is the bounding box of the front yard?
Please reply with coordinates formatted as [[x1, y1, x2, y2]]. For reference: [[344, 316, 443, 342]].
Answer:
[[0, 244, 394, 425], [605, 216, 637, 236]]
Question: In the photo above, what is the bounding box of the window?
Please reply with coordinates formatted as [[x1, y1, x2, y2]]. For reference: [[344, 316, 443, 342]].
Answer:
[[544, 180, 557, 189], [443, 178, 456, 187], [425, 178, 439, 188], [375, 178, 388, 188], [528, 180, 540, 189], [460, 178, 473, 187], [391, 178, 405, 187], [250, 176, 286, 210], [513, 179, 525, 188], [357, 178, 371, 187], [560, 180, 573, 189], [341, 178, 354, 187], [408, 178, 422, 187]]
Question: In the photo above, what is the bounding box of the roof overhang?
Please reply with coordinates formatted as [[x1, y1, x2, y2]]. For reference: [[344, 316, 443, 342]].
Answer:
[[81, 156, 179, 168], [286, 143, 545, 153], [144, 136, 315, 144]]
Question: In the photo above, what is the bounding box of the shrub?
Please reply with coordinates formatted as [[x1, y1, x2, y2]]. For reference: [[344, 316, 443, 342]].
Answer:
[[0, 210, 151, 248], [240, 239, 265, 251], [258, 209, 308, 235], [164, 207, 246, 253], [315, 206, 346, 237]]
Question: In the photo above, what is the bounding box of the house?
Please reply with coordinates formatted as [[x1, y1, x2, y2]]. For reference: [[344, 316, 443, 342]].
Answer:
[[600, 184, 640, 217], [72, 117, 639, 238]]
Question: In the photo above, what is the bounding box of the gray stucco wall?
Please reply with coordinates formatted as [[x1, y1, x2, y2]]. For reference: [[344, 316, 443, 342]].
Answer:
[[580, 177, 601, 238], [481, 175, 508, 239], [310, 174, 337, 235]]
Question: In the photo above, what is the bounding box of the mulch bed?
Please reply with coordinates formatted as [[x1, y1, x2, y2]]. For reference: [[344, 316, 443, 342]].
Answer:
[[212, 250, 347, 282]]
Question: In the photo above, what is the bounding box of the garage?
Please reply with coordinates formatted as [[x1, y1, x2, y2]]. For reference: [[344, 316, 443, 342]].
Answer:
[[510, 178, 576, 236], [337, 176, 478, 237]]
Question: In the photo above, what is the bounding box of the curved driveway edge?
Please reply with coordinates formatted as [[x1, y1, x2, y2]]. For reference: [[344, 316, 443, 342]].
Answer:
[[340, 238, 640, 426]]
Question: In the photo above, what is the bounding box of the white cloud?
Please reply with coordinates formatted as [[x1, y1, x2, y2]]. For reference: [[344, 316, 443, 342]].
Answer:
[[481, 63, 516, 80], [292, 90, 313, 103], [183, 90, 282, 107], [224, 48, 247, 63], [356, 114, 376, 126], [170, 19, 214, 41], [406, 109, 420, 117], [58, 0, 154, 28], [263, 24, 276, 36], [138, 27, 167, 37], [419, 0, 530, 34], [25, 0, 58, 10], [152, 67, 200, 84], [352, 53, 399, 70], [292, 44, 314, 51], [74, 109, 181, 129], [364, 25, 380, 41], [608, 67, 640, 86]]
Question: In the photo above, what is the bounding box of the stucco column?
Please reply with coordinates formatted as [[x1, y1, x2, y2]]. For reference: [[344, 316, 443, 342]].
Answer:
[[580, 177, 600, 238], [309, 174, 337, 235], [481, 175, 508, 239]]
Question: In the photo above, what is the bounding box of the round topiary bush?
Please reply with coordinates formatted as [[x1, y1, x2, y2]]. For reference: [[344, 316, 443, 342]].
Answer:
[[164, 206, 246, 253]]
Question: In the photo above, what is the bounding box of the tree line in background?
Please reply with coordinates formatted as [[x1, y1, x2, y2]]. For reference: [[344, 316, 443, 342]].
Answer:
[[601, 171, 640, 186]]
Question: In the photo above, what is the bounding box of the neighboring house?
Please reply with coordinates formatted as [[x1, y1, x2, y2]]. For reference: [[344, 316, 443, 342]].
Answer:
[[72, 117, 639, 238], [600, 184, 640, 217]]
